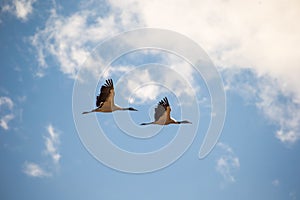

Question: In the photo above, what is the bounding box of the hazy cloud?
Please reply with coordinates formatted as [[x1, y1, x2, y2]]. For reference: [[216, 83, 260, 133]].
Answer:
[[276, 130, 299, 144], [23, 162, 51, 178], [256, 76, 300, 145], [117, 64, 198, 104], [215, 143, 240, 184], [31, 0, 300, 101], [111, 0, 300, 145], [223, 69, 300, 145], [30, 2, 140, 78], [272, 179, 280, 187], [0, 114, 15, 130], [0, 96, 15, 130], [0, 96, 14, 109], [44, 124, 61, 165], [30, 0, 300, 145], [1, 0, 36, 21], [23, 124, 61, 178], [112, 0, 300, 100]]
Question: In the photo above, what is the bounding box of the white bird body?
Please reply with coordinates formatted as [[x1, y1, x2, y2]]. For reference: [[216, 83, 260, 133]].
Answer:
[[82, 79, 137, 114], [140, 97, 191, 125], [95, 104, 121, 112]]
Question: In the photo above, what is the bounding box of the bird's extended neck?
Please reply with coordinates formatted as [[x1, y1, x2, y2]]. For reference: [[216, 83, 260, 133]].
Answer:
[[176, 120, 192, 124], [110, 106, 137, 111], [120, 107, 138, 111]]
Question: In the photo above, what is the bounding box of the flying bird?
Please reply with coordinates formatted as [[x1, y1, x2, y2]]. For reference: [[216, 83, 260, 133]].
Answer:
[[140, 97, 192, 125], [82, 79, 138, 114]]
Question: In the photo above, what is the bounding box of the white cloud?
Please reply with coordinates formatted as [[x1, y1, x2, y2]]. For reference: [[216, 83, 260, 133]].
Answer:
[[116, 62, 198, 105], [44, 124, 61, 165], [31, 0, 300, 100], [14, 0, 36, 21], [276, 130, 299, 144], [112, 0, 300, 100], [94, 48, 200, 104], [122, 69, 160, 103], [256, 76, 300, 145], [110, 0, 300, 144], [0, 96, 14, 109], [23, 162, 51, 178], [1, 4, 11, 12], [223, 69, 300, 145], [30, 2, 140, 78], [30, 0, 300, 144], [0, 114, 15, 130], [0, 96, 15, 130], [23, 124, 61, 178], [102, 65, 135, 79], [1, 0, 36, 21], [215, 143, 240, 184]]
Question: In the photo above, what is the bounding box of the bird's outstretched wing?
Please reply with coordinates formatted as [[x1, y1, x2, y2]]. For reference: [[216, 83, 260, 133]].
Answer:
[[96, 79, 114, 108], [154, 97, 170, 121]]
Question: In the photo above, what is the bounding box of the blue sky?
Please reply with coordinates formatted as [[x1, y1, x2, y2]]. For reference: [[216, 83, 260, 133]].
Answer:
[[1, 0, 300, 199]]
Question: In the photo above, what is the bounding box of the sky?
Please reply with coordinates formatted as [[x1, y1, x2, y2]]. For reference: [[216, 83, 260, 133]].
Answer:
[[1, 0, 300, 199]]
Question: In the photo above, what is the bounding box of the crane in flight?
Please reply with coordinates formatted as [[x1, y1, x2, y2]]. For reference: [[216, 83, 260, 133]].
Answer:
[[140, 97, 192, 125], [82, 79, 138, 114]]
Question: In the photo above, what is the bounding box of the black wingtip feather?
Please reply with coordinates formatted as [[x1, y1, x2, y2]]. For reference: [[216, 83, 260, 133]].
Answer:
[[164, 97, 169, 106], [105, 79, 113, 87], [158, 97, 169, 107]]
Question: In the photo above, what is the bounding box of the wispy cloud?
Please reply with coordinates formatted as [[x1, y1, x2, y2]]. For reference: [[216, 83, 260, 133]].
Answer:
[[119, 68, 161, 103], [30, 0, 300, 100], [17, 95, 27, 103], [110, 0, 300, 145], [44, 124, 61, 165], [223, 68, 300, 145], [1, 0, 36, 22], [110, 0, 300, 101], [259, 81, 300, 145], [257, 78, 300, 145], [30, 0, 300, 145], [276, 130, 299, 144], [0, 96, 14, 109], [0, 114, 15, 130], [0, 96, 15, 131], [22, 162, 51, 178], [215, 143, 240, 185], [88, 48, 199, 105], [116, 66, 198, 105], [30, 1, 140, 78], [23, 124, 61, 178]]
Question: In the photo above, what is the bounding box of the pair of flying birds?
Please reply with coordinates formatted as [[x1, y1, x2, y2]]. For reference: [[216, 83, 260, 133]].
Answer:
[[82, 79, 192, 125]]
